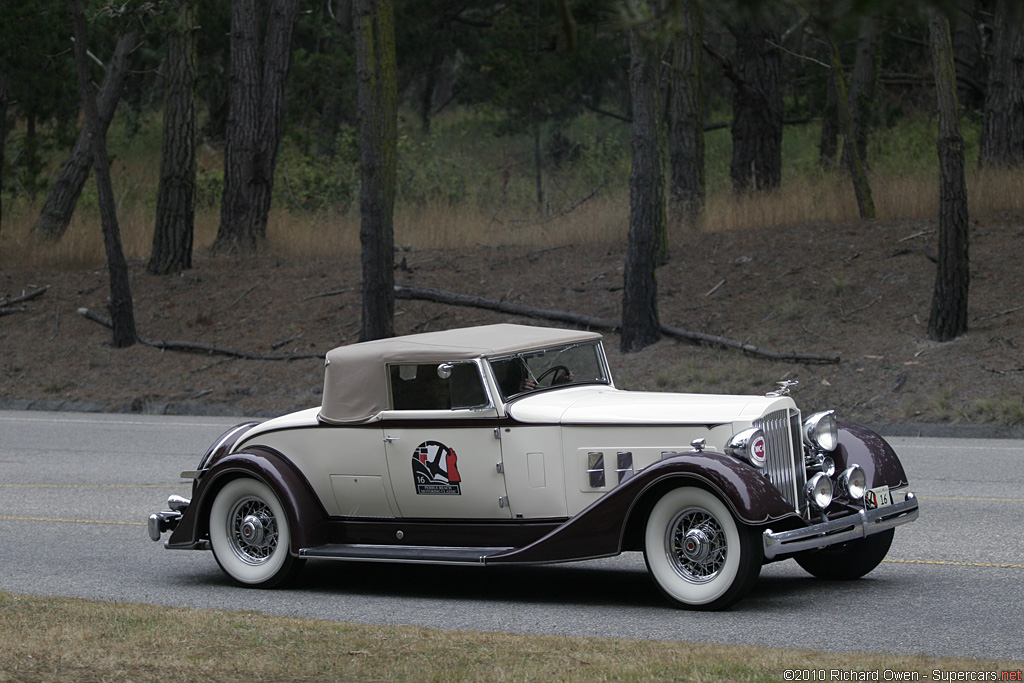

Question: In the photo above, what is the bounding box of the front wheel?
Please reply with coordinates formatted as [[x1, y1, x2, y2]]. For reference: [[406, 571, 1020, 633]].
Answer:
[[209, 477, 304, 588], [795, 528, 894, 580], [643, 486, 762, 610]]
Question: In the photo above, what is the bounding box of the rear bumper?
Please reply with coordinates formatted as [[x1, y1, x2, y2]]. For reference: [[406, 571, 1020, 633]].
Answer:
[[762, 492, 919, 560]]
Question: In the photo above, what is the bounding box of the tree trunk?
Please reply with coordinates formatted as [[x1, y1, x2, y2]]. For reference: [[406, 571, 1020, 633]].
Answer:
[[828, 35, 876, 220], [979, 0, 1024, 168], [819, 65, 839, 167], [248, 0, 302, 239], [32, 32, 137, 240], [68, 0, 136, 348], [621, 18, 663, 354], [216, 0, 262, 252], [149, 0, 198, 275], [0, 70, 7, 233], [730, 24, 782, 193], [842, 13, 881, 173], [355, 0, 397, 342], [927, 9, 970, 343], [317, 0, 354, 157], [215, 0, 301, 253], [666, 0, 705, 230]]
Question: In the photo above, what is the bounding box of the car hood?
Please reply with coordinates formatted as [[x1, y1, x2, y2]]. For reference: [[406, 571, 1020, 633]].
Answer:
[[507, 386, 796, 426]]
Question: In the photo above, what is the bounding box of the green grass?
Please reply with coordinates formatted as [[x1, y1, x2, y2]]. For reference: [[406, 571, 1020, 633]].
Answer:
[[1, 592, 1019, 682]]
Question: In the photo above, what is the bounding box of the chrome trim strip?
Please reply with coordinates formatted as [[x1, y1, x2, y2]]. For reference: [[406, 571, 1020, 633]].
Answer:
[[762, 493, 919, 560]]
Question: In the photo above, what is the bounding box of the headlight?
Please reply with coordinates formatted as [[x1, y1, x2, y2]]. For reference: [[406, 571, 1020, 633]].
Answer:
[[726, 427, 766, 468], [804, 472, 833, 510], [803, 410, 838, 452], [838, 465, 867, 501]]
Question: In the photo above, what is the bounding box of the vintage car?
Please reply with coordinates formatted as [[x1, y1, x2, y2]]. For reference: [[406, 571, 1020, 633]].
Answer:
[[149, 324, 919, 610]]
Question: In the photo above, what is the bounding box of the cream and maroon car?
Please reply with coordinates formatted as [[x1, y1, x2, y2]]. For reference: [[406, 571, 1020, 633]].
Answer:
[[149, 324, 919, 610]]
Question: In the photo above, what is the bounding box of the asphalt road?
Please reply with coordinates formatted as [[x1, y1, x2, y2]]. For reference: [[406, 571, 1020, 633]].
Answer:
[[1, 410, 1022, 662]]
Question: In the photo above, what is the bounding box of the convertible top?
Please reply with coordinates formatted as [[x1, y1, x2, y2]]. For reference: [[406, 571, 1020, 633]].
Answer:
[[319, 324, 603, 423]]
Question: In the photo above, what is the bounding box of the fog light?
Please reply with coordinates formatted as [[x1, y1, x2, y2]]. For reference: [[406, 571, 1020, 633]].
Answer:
[[838, 465, 867, 501], [805, 472, 833, 510]]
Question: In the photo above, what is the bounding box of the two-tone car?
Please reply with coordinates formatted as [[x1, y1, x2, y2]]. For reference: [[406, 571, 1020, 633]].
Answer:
[[149, 323, 919, 610]]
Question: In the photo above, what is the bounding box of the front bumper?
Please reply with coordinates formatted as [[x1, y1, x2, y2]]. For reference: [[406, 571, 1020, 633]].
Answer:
[[762, 492, 919, 560]]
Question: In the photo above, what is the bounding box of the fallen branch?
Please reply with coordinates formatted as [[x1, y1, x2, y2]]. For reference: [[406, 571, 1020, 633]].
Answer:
[[0, 307, 29, 317], [0, 285, 50, 308], [77, 308, 323, 361], [395, 285, 840, 364]]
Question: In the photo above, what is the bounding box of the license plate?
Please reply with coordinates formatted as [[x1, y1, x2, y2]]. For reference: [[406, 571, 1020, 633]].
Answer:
[[865, 485, 892, 510]]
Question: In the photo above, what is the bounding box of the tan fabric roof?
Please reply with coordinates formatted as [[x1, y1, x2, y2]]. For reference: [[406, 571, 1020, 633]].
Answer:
[[319, 324, 603, 423]]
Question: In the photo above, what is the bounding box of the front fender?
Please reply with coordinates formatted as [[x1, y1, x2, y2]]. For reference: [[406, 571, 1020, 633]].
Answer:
[[487, 451, 799, 565], [167, 445, 330, 553], [834, 422, 909, 489]]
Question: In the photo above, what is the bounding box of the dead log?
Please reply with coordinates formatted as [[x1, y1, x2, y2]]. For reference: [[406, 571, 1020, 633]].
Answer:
[[395, 285, 840, 364], [0, 285, 50, 308], [77, 308, 323, 361]]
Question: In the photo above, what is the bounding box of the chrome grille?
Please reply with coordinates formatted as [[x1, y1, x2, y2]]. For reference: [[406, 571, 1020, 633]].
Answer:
[[754, 409, 806, 513]]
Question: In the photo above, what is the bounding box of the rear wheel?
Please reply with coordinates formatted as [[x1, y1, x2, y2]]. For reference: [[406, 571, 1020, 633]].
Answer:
[[643, 486, 762, 610], [209, 478, 304, 587], [795, 528, 894, 580]]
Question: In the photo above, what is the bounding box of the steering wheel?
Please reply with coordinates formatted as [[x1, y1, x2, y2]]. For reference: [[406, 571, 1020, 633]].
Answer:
[[536, 365, 571, 386]]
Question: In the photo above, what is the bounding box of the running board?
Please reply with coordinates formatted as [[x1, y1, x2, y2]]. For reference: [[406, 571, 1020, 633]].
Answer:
[[297, 543, 514, 565]]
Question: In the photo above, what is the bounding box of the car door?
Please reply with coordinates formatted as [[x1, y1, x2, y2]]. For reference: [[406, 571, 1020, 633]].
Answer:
[[381, 360, 511, 519]]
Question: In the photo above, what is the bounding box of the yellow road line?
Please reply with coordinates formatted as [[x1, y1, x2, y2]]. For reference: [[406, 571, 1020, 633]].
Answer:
[[885, 558, 1024, 569], [916, 495, 1024, 503], [0, 515, 146, 526]]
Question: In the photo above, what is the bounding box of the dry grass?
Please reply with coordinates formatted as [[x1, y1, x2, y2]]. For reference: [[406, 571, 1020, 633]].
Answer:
[[4, 166, 1024, 270], [1, 592, 1019, 682]]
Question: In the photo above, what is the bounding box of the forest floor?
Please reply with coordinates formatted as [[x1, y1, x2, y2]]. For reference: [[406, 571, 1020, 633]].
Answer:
[[2, 215, 1023, 436]]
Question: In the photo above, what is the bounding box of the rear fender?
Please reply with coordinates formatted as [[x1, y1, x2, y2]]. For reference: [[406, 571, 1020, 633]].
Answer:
[[167, 445, 330, 553]]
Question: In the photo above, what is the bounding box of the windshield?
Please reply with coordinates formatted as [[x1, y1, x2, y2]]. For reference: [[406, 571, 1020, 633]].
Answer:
[[488, 341, 611, 401]]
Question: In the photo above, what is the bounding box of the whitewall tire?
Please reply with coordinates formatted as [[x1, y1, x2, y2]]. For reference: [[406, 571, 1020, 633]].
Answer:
[[209, 477, 303, 588], [644, 486, 762, 610]]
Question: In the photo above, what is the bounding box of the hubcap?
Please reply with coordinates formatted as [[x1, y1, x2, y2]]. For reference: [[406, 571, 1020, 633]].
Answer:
[[227, 496, 278, 566], [666, 507, 727, 583]]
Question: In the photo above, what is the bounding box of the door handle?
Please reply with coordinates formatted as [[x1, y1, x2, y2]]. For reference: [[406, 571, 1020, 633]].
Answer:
[[383, 435, 400, 443]]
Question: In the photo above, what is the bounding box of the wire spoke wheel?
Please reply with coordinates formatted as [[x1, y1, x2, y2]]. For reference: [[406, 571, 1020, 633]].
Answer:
[[227, 496, 280, 565], [644, 486, 762, 610], [209, 478, 303, 588], [666, 508, 728, 583]]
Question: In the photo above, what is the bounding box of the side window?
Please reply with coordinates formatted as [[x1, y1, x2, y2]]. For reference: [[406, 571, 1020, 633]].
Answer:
[[389, 362, 488, 411]]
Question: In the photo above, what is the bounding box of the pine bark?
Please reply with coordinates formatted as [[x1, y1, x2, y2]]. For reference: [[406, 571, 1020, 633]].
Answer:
[[979, 0, 1024, 168], [730, 24, 782, 193], [215, 0, 301, 252], [68, 0, 136, 347], [927, 9, 970, 343], [32, 32, 137, 240], [355, 0, 397, 342], [828, 36, 875, 220], [149, 0, 198, 274], [621, 20, 663, 353], [666, 0, 705, 230], [0, 71, 7, 233], [842, 13, 881, 173]]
